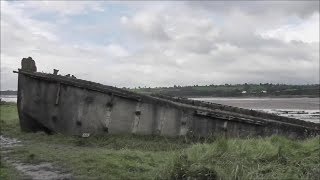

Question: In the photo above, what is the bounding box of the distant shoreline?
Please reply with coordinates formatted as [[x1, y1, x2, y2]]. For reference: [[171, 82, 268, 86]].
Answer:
[[187, 95, 320, 99], [1, 94, 319, 99]]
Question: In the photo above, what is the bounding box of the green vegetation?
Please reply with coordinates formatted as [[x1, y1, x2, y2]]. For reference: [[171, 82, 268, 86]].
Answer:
[[1, 104, 319, 179], [0, 162, 22, 180], [157, 137, 320, 179], [132, 83, 320, 97]]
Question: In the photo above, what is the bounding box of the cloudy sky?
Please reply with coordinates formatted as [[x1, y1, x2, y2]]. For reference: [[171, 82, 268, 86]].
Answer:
[[1, 1, 319, 90]]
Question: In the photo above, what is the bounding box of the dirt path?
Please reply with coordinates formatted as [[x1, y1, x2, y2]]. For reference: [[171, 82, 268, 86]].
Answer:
[[0, 135, 73, 180]]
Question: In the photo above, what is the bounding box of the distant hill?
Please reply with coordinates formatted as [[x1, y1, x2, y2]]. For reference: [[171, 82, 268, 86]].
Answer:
[[132, 84, 320, 98], [0, 90, 17, 95], [1, 84, 319, 98]]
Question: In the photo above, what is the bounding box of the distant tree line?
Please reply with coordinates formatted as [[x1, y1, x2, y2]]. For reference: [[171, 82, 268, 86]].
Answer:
[[2, 83, 319, 97], [133, 83, 320, 97], [0, 90, 17, 95]]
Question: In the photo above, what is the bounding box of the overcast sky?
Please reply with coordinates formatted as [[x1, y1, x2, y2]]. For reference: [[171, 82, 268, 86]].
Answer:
[[1, 1, 319, 90]]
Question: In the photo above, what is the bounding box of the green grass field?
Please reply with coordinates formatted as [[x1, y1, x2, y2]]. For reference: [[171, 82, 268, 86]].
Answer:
[[1, 103, 319, 179]]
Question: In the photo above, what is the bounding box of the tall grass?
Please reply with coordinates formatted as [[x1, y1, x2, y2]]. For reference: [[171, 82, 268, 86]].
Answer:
[[1, 104, 319, 179], [156, 136, 320, 179]]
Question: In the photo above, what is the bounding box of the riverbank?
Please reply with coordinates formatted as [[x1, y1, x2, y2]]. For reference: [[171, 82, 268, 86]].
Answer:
[[191, 97, 320, 123], [1, 104, 319, 179], [187, 95, 320, 98]]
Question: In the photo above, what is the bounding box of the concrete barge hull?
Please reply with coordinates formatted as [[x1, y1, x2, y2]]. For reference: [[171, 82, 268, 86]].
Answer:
[[15, 58, 319, 138]]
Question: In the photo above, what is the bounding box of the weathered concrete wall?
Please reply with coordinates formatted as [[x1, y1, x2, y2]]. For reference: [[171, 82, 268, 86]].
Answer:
[[17, 73, 182, 136], [15, 58, 320, 138]]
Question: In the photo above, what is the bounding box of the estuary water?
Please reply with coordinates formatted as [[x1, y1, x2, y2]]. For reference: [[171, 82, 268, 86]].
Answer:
[[191, 97, 320, 123], [0, 95, 17, 102]]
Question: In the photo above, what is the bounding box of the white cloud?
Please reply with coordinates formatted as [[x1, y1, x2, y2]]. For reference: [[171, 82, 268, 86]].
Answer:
[[1, 1, 319, 90], [186, 1, 319, 19], [118, 2, 319, 86], [10, 1, 105, 16], [121, 10, 170, 41], [261, 13, 319, 43], [105, 44, 129, 57], [0, 1, 128, 89]]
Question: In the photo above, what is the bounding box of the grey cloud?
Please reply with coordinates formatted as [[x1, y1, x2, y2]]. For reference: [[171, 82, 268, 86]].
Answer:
[[172, 36, 217, 54], [185, 1, 319, 18], [1, 1, 319, 90], [9, 1, 105, 16], [0, 66, 18, 90], [121, 13, 171, 41], [215, 31, 316, 62]]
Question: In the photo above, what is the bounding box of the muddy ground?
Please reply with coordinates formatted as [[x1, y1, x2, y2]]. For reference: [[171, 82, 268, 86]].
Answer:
[[0, 135, 72, 180]]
